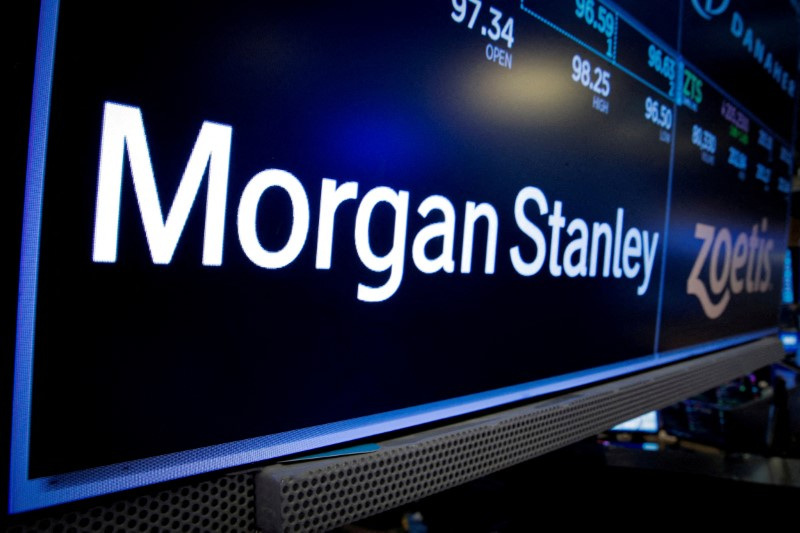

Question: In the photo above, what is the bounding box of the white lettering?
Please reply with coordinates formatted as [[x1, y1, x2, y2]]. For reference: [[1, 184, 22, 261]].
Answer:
[[612, 208, 624, 279], [93, 102, 232, 265], [93, 103, 665, 302], [237, 169, 310, 269], [461, 202, 498, 275], [316, 179, 358, 270], [639, 232, 658, 296], [548, 201, 566, 277], [563, 218, 589, 278], [510, 187, 548, 277], [589, 222, 612, 277], [622, 228, 642, 279], [354, 187, 409, 302], [412, 195, 457, 274]]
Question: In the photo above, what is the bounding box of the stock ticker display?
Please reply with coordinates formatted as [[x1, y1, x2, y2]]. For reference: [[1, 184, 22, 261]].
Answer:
[[10, 0, 798, 511]]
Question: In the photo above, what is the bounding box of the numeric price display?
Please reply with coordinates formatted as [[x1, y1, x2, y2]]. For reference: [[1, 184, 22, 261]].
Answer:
[[692, 124, 717, 154], [648, 44, 676, 97], [575, 0, 615, 56], [521, 0, 618, 60], [451, 0, 515, 48], [645, 96, 673, 130], [571, 54, 611, 97]]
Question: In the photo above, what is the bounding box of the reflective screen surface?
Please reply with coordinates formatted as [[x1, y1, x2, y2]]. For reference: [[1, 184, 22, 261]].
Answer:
[[9, 0, 797, 512]]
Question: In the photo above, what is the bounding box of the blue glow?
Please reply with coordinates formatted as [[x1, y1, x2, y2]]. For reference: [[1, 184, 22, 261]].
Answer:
[[642, 442, 660, 452], [653, 84, 679, 354], [321, 109, 434, 181], [9, 0, 60, 515], [780, 331, 798, 352], [782, 250, 794, 304]]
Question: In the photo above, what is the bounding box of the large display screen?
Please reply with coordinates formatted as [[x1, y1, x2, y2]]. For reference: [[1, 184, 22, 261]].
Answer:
[[9, 0, 796, 513]]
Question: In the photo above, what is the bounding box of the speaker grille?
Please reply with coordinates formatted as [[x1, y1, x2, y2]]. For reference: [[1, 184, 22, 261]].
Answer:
[[6, 471, 256, 533], [254, 337, 784, 532]]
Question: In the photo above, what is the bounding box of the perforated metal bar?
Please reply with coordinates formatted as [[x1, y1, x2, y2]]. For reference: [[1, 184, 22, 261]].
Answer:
[[254, 337, 784, 533], [5, 471, 257, 533]]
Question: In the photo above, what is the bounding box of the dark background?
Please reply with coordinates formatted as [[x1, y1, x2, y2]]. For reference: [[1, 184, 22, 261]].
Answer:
[[680, 0, 797, 141], [28, 1, 670, 477], [658, 64, 789, 351], [9, 0, 794, 485]]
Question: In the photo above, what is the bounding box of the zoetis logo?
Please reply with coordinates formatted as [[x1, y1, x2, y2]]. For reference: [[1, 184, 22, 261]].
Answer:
[[687, 219, 774, 319]]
